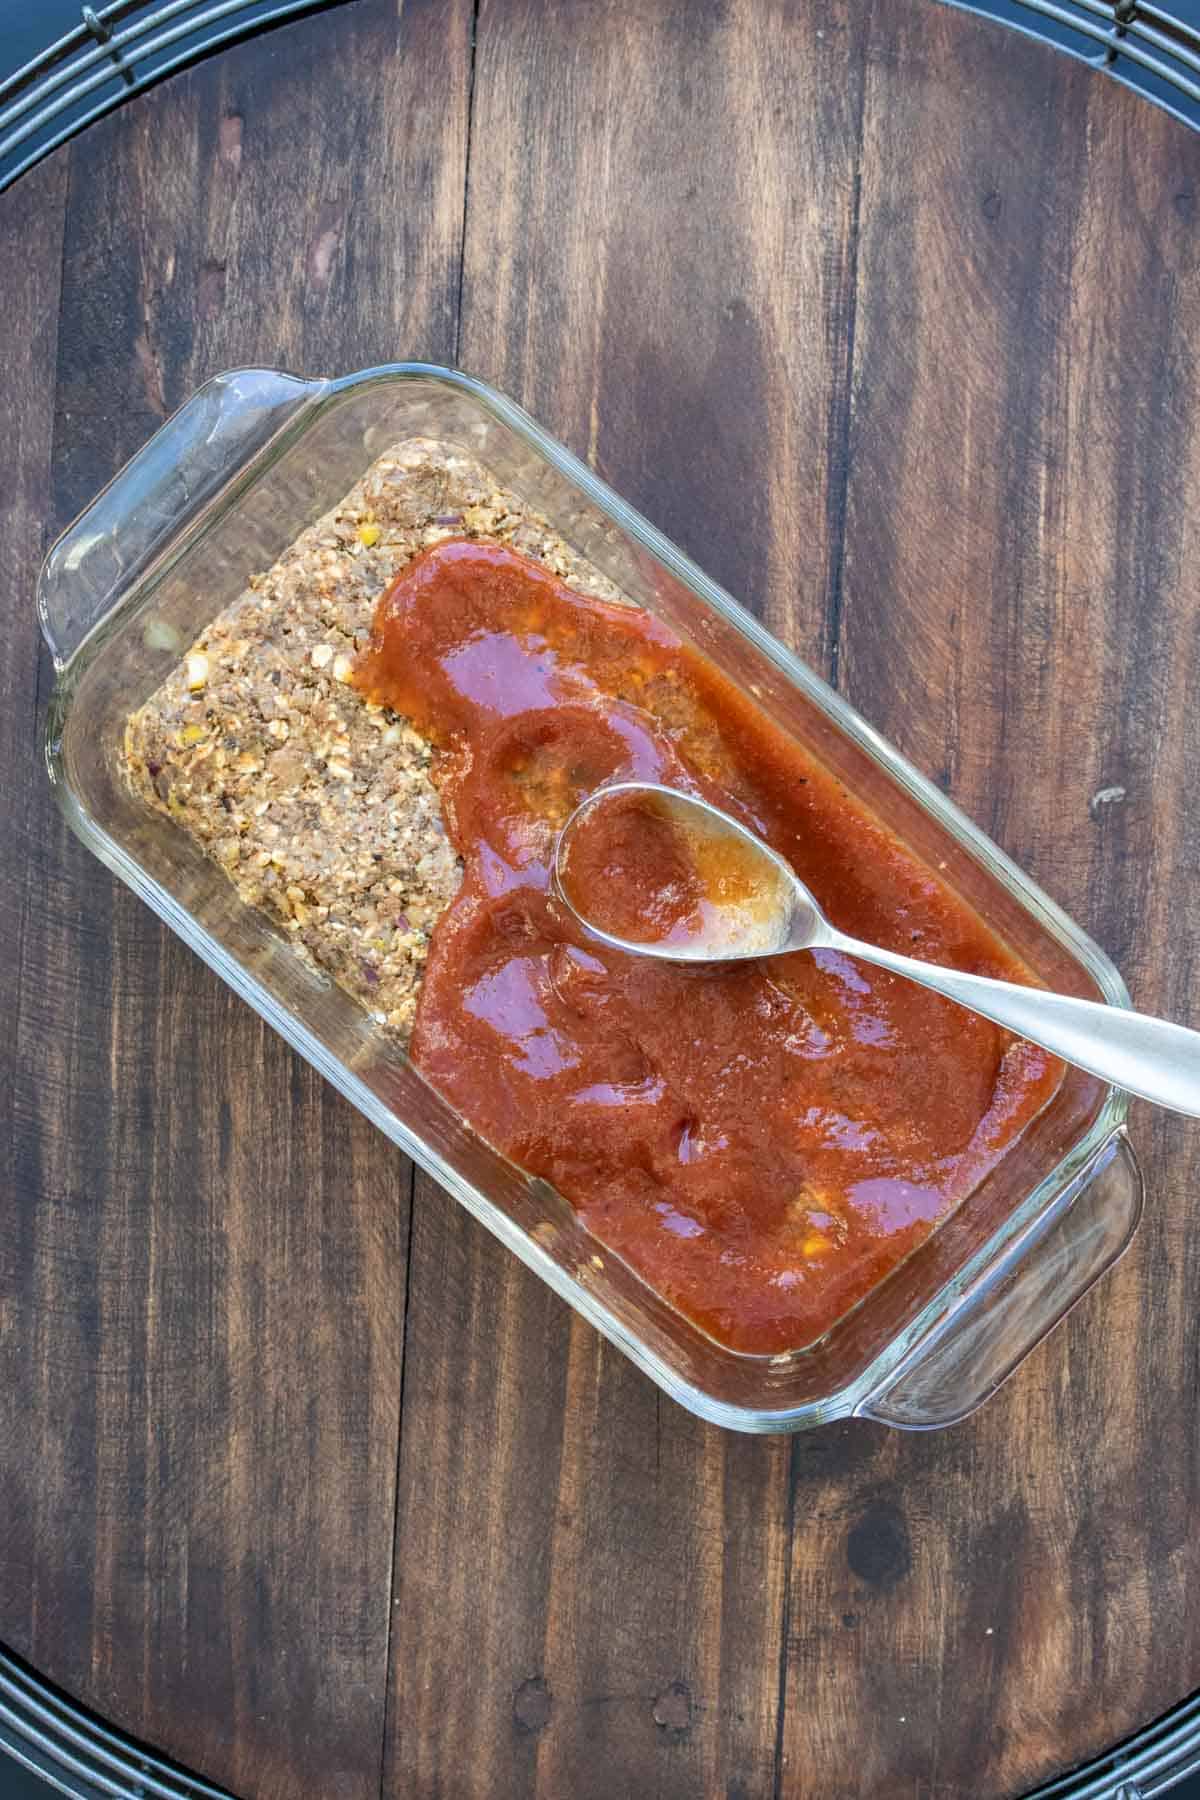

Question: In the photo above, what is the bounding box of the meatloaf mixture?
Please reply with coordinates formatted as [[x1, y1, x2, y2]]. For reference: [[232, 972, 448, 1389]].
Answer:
[[124, 438, 621, 1040]]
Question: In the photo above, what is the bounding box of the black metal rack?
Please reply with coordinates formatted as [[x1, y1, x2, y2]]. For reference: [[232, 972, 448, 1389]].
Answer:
[[961, 0, 1200, 126], [0, 1646, 229, 1799], [2, 2, 1199, 1796], [0, 0, 346, 193]]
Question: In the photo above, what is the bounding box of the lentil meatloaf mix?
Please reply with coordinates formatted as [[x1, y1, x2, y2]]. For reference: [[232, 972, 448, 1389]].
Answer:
[[124, 438, 623, 1040]]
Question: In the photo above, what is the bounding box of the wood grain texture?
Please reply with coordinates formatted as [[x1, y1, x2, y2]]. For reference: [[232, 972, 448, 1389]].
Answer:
[[388, 3, 1200, 1798], [1, 3, 470, 1797], [787, 10, 1200, 1796], [0, 154, 71, 1705], [2, 2, 1200, 1798]]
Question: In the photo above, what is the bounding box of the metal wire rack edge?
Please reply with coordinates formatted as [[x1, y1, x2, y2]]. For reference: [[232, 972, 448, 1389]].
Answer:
[[0, 0, 344, 193]]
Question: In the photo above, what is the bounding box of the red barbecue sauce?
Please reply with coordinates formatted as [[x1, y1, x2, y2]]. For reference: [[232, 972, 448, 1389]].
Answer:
[[354, 540, 1061, 1354]]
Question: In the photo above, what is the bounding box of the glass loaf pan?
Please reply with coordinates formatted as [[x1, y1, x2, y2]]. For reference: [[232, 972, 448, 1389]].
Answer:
[[38, 365, 1143, 1433]]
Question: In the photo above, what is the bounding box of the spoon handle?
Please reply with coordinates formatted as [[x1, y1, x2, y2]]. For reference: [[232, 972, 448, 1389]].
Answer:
[[828, 931, 1200, 1117]]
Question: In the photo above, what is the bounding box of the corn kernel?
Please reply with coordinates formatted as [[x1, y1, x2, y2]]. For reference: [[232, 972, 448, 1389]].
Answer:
[[185, 653, 209, 691], [358, 522, 381, 548], [144, 618, 182, 654], [178, 723, 206, 746], [332, 653, 353, 683]]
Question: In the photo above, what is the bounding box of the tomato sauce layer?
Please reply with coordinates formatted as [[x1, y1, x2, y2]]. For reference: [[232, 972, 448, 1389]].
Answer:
[[355, 540, 1061, 1354]]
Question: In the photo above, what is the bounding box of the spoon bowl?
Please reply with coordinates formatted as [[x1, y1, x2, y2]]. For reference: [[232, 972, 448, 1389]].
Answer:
[[555, 781, 815, 960]]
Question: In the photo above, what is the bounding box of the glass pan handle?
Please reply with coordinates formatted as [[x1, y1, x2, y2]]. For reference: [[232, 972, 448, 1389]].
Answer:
[[858, 1131, 1143, 1430], [38, 368, 325, 669]]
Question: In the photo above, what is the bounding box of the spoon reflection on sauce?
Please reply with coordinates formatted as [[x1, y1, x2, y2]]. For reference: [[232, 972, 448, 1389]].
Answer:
[[554, 781, 1200, 1119]]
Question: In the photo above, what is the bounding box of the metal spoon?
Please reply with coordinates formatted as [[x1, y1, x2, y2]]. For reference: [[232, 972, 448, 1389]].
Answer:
[[554, 780, 1200, 1118]]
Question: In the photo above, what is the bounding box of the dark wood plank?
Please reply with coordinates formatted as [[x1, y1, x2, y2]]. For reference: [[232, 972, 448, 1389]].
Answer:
[[0, 151, 67, 1106], [0, 151, 71, 1682], [385, 3, 863, 1796], [782, 10, 1200, 1796], [0, 4, 471, 1797]]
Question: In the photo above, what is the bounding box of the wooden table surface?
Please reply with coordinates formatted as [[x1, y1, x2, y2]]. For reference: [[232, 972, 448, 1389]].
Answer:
[[3, 3, 1200, 1796]]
